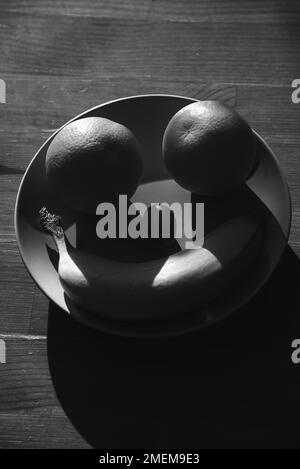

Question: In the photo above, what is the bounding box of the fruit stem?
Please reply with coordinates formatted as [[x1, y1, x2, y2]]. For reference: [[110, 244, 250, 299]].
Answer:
[[39, 207, 67, 254]]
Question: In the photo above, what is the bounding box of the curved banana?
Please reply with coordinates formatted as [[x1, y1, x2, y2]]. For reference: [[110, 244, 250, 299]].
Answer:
[[40, 207, 263, 321]]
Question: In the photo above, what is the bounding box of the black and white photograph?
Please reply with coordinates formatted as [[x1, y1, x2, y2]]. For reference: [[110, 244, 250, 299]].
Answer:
[[0, 0, 299, 452]]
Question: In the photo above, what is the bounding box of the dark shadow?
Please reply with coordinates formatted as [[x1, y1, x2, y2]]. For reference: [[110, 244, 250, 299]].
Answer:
[[46, 244, 59, 271], [191, 181, 266, 234], [47, 245, 300, 448]]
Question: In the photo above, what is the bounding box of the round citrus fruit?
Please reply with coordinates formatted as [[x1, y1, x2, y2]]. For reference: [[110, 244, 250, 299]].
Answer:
[[162, 100, 256, 196], [45, 116, 143, 212]]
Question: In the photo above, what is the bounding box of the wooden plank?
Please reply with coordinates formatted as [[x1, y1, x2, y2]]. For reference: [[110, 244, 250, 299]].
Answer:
[[0, 256, 35, 334], [0, 338, 88, 447], [0, 176, 31, 333], [0, 175, 22, 232], [0, 175, 35, 334], [0, 409, 89, 448], [0, 13, 298, 84], [0, 338, 53, 411], [1, 0, 300, 23]]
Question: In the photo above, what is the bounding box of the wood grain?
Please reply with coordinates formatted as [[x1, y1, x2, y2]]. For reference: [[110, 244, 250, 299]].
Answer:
[[0, 12, 299, 84], [1, 0, 300, 23], [0, 410, 89, 448], [0, 337, 87, 447]]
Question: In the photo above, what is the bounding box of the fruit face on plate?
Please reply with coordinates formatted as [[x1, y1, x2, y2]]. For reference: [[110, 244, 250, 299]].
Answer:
[[39, 101, 265, 322], [41, 101, 265, 322], [15, 95, 290, 336]]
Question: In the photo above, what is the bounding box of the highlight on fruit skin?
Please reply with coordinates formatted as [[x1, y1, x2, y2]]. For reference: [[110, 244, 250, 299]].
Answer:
[[45, 116, 144, 213], [162, 100, 257, 196], [39, 206, 263, 322]]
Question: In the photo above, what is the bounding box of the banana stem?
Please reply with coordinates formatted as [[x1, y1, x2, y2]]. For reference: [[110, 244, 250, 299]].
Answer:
[[39, 207, 67, 255]]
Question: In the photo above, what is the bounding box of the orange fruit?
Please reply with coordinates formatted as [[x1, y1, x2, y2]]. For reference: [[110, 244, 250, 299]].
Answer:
[[162, 101, 256, 196], [46, 116, 143, 213]]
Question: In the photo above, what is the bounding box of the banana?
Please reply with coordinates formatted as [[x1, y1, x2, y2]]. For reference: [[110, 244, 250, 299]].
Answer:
[[40, 207, 263, 321]]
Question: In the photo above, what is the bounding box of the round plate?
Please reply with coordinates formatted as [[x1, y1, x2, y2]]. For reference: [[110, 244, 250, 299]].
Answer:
[[15, 94, 291, 338]]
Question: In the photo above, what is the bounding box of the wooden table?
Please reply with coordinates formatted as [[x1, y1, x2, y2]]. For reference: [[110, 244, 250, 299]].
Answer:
[[0, 0, 300, 449]]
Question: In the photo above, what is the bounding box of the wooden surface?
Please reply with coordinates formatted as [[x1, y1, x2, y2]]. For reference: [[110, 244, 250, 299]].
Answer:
[[0, 0, 300, 449]]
